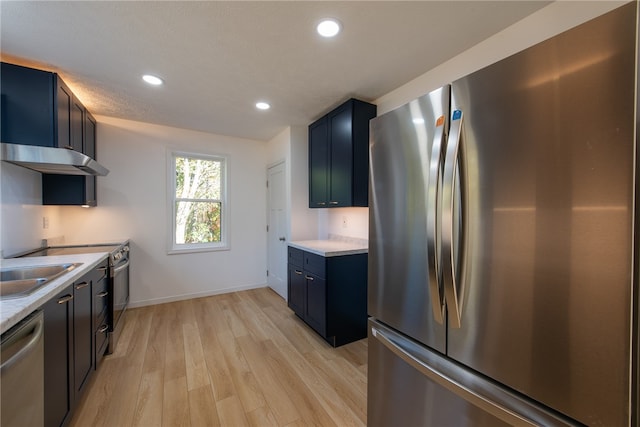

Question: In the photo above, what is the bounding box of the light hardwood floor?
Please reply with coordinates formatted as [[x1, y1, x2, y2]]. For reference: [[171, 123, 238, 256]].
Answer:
[[70, 287, 368, 427]]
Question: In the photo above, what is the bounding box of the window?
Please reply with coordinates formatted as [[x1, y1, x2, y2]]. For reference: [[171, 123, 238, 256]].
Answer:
[[169, 151, 227, 253]]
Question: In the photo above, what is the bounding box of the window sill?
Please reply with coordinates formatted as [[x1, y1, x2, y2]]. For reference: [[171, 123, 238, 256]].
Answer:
[[167, 244, 230, 255]]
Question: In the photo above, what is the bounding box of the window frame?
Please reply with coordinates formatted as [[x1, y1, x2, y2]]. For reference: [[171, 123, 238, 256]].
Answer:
[[167, 149, 229, 254]]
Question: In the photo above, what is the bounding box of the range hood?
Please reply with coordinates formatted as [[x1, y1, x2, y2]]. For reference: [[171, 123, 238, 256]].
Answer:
[[0, 143, 109, 176]]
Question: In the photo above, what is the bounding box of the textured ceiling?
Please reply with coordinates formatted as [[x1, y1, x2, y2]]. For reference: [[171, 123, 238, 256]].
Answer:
[[1, 1, 549, 141]]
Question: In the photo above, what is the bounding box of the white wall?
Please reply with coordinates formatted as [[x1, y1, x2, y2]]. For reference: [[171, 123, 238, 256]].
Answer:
[[325, 207, 369, 240], [266, 126, 318, 241], [52, 116, 268, 307], [288, 126, 318, 241], [0, 163, 46, 257]]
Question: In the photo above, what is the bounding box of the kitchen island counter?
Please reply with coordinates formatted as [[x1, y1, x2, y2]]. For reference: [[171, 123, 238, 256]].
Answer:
[[1, 253, 108, 334]]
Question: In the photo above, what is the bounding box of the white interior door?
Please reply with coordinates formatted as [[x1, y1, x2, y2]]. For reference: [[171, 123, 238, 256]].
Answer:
[[267, 162, 287, 299]]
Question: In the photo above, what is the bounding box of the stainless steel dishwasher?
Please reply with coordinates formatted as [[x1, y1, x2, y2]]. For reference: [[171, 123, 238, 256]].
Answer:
[[1, 310, 44, 427]]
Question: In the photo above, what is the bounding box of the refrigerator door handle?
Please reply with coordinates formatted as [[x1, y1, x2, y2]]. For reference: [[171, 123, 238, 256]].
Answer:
[[442, 109, 465, 328], [371, 325, 540, 427], [427, 115, 446, 324]]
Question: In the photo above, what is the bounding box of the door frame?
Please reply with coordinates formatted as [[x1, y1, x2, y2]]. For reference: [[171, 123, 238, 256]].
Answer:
[[266, 160, 289, 300]]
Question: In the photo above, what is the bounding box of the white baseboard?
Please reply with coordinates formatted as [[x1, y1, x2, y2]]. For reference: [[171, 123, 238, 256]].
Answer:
[[128, 282, 268, 308]]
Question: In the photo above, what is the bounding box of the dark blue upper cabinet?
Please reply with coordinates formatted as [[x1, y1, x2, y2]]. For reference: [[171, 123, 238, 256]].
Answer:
[[308, 98, 376, 208], [1, 62, 87, 153], [1, 62, 57, 146]]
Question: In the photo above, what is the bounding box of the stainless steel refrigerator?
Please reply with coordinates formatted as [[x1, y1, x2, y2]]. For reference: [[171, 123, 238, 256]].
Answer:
[[368, 3, 638, 426]]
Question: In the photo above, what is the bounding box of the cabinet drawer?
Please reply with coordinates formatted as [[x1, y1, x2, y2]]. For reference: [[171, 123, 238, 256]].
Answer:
[[304, 252, 326, 279], [93, 278, 109, 316], [95, 322, 109, 368], [96, 304, 108, 330], [93, 276, 109, 329], [288, 247, 303, 267]]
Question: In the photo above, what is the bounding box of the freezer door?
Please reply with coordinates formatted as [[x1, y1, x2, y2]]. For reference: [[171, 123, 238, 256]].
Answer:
[[368, 319, 577, 427], [447, 4, 635, 426], [369, 86, 448, 353]]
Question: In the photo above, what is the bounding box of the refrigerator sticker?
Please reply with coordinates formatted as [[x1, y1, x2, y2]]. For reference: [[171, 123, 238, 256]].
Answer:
[[452, 110, 462, 121], [436, 115, 445, 127]]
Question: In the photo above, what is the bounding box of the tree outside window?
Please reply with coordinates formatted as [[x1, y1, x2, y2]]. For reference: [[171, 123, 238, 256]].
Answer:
[[170, 152, 227, 253]]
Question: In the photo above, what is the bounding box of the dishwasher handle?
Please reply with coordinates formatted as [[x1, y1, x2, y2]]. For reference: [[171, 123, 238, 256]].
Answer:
[[1, 312, 44, 372]]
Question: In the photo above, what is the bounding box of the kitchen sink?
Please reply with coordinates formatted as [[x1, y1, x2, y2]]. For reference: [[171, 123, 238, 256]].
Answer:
[[0, 263, 82, 299]]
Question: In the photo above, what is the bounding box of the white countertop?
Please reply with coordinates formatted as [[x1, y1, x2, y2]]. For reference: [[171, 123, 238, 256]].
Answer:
[[289, 239, 368, 257], [0, 253, 109, 334]]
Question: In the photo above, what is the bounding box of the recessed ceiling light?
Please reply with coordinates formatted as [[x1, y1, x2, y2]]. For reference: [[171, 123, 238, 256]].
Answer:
[[317, 19, 341, 38], [256, 102, 271, 110], [142, 74, 163, 86]]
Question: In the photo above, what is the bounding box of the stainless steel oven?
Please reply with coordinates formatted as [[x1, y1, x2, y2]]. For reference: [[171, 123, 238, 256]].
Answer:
[[108, 244, 129, 354]]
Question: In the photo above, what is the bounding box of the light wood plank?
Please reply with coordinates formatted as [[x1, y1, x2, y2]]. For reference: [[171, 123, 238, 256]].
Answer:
[[217, 395, 250, 427], [164, 303, 187, 382], [142, 305, 169, 374], [221, 295, 250, 337], [132, 370, 164, 426], [162, 376, 190, 427], [236, 335, 301, 425], [262, 339, 354, 427], [183, 321, 210, 391], [188, 385, 221, 427], [217, 328, 267, 413], [192, 297, 236, 401], [304, 350, 367, 424], [246, 405, 281, 427]]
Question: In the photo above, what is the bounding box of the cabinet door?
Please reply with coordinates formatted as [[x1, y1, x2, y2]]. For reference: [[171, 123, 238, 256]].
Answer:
[[70, 98, 84, 152], [85, 111, 97, 159], [288, 264, 306, 318], [84, 111, 97, 205], [305, 273, 326, 337], [309, 116, 329, 207], [43, 286, 74, 427], [56, 80, 73, 150], [328, 104, 353, 206], [0, 62, 56, 146], [73, 276, 93, 396], [42, 174, 88, 206], [84, 176, 96, 206]]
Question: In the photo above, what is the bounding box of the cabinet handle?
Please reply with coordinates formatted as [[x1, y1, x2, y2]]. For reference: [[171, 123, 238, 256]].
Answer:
[[305, 276, 314, 281], [329, 201, 339, 205], [96, 267, 108, 272], [317, 202, 326, 206], [295, 270, 303, 275], [75, 282, 89, 290], [97, 291, 109, 298], [57, 294, 74, 304], [98, 324, 109, 333]]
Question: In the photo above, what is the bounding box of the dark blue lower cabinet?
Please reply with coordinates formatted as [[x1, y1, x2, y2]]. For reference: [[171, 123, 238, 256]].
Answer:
[[287, 246, 368, 347]]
